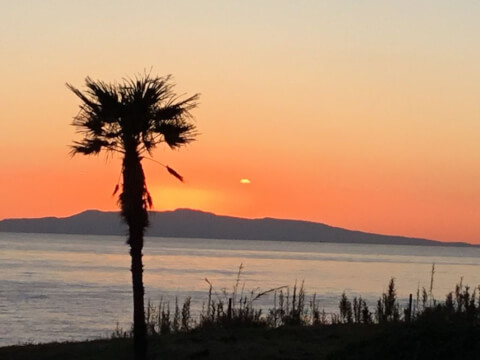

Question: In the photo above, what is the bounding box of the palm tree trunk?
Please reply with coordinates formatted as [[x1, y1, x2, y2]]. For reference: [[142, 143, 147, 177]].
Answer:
[[129, 225, 147, 360], [122, 149, 149, 360]]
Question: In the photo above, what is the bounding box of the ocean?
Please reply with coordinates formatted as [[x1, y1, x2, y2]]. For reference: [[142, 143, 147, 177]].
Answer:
[[0, 232, 479, 346]]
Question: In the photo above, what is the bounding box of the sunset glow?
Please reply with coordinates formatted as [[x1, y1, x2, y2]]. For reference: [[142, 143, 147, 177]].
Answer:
[[0, 1, 479, 244]]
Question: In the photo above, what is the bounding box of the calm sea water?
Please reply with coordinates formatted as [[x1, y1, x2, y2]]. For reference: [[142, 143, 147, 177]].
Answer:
[[0, 232, 479, 346]]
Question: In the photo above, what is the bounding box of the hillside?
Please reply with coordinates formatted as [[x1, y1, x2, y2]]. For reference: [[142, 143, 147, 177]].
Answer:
[[0, 209, 473, 247]]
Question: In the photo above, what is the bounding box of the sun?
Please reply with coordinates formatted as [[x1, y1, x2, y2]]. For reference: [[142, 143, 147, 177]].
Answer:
[[240, 178, 251, 184]]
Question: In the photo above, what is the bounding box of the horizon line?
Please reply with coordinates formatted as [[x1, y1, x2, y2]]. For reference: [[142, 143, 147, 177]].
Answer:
[[0, 207, 477, 247]]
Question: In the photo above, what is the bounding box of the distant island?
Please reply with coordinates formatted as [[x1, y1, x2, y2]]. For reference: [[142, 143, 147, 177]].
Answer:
[[0, 209, 475, 247]]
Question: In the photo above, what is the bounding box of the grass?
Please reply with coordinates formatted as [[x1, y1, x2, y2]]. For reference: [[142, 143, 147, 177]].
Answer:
[[2, 321, 478, 360], [1, 265, 479, 359]]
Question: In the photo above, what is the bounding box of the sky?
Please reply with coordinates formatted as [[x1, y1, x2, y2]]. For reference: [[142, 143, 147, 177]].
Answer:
[[0, 1, 479, 244]]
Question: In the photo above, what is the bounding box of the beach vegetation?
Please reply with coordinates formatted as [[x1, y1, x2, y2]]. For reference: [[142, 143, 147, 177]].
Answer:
[[2, 272, 479, 359]]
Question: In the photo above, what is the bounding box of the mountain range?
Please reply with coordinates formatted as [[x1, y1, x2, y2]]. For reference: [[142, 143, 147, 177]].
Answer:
[[0, 209, 474, 247]]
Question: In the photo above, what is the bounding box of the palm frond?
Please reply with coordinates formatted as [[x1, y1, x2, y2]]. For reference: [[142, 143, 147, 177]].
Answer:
[[166, 166, 184, 182], [68, 73, 199, 155], [70, 138, 112, 155], [155, 122, 197, 148]]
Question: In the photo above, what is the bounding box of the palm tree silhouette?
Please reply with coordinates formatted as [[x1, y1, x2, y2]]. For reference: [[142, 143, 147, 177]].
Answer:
[[67, 74, 198, 360]]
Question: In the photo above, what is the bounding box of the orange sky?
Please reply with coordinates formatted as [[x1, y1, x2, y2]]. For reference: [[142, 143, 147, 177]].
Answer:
[[1, 1, 479, 244]]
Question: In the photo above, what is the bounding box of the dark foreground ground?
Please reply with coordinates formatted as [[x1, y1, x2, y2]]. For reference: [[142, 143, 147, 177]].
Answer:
[[1, 321, 479, 360]]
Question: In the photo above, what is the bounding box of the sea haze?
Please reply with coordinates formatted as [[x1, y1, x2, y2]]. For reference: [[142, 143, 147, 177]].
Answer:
[[1, 232, 479, 346]]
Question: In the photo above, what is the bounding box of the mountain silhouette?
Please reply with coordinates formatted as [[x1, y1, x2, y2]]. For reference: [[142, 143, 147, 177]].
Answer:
[[0, 209, 474, 247]]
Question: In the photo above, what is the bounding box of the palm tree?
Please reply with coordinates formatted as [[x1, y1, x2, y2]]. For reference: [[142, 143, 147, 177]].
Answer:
[[67, 74, 198, 360]]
